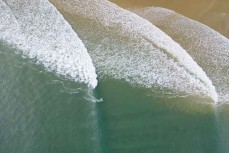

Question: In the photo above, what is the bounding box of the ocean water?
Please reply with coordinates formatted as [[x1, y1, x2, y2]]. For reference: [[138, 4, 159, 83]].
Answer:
[[0, 43, 101, 153], [1, 0, 229, 153], [1, 42, 229, 153]]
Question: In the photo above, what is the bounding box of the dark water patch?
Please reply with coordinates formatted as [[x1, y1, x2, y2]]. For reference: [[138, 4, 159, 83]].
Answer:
[[95, 78, 220, 153]]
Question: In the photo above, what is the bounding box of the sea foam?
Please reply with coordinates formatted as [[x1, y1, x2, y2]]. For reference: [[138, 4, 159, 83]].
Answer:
[[0, 0, 97, 88], [130, 7, 229, 103], [50, 0, 218, 101]]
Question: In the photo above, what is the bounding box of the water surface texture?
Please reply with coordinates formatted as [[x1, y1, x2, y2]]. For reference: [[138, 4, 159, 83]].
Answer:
[[51, 0, 217, 101], [129, 7, 229, 103]]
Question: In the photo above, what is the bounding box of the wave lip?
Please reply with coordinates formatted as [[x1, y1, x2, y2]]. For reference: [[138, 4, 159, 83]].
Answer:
[[130, 7, 229, 103], [51, 0, 218, 102], [0, 0, 97, 88]]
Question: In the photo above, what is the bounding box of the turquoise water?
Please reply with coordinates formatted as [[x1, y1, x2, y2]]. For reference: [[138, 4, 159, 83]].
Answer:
[[1, 42, 229, 153]]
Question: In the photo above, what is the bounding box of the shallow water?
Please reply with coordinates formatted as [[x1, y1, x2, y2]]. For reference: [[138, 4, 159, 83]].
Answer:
[[110, 0, 229, 38]]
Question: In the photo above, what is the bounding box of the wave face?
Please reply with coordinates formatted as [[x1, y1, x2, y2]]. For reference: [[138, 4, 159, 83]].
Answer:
[[130, 7, 229, 103], [0, 0, 97, 88], [50, 0, 218, 101]]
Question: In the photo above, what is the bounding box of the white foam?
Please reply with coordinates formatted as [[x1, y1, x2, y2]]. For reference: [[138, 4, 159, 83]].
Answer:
[[130, 7, 229, 103], [50, 0, 219, 101], [0, 0, 97, 88]]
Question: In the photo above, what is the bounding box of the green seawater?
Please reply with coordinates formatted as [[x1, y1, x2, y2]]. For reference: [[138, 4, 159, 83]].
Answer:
[[0, 42, 229, 153]]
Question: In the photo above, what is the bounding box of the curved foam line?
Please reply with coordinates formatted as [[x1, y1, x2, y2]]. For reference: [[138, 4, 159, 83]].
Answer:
[[0, 0, 97, 88], [130, 7, 229, 103], [50, 0, 218, 102]]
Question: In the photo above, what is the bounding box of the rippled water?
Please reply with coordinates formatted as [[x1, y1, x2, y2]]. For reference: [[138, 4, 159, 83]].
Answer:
[[0, 0, 229, 153]]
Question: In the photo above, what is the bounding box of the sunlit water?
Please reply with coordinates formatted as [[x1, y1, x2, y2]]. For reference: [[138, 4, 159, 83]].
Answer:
[[1, 0, 229, 153]]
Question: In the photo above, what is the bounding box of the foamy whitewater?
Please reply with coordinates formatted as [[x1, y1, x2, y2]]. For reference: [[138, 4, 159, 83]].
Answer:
[[0, 0, 97, 88], [50, 0, 218, 101], [130, 7, 229, 103]]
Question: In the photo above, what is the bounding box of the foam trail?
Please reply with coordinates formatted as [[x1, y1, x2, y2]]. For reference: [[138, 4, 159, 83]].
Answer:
[[50, 0, 218, 101], [0, 0, 97, 88], [130, 7, 229, 103]]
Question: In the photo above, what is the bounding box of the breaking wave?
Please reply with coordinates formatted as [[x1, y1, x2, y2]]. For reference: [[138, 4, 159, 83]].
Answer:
[[130, 7, 229, 103], [0, 0, 97, 88], [50, 0, 218, 102]]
